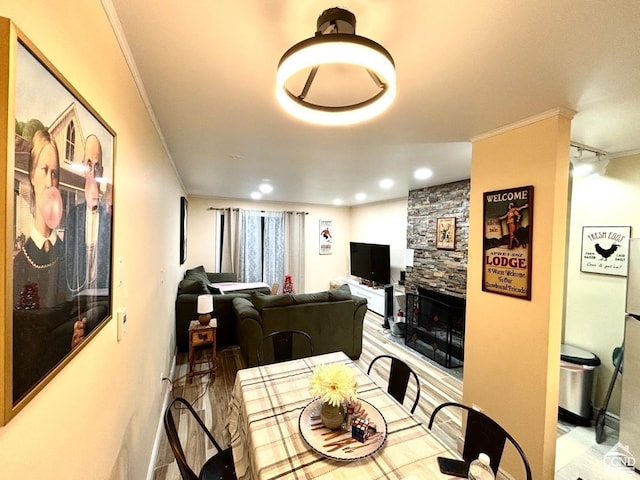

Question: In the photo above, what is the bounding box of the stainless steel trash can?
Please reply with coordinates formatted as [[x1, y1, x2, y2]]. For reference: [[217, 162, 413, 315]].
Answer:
[[559, 344, 601, 425]]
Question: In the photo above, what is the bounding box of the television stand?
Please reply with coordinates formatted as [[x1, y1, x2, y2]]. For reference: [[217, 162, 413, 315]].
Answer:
[[342, 278, 404, 318]]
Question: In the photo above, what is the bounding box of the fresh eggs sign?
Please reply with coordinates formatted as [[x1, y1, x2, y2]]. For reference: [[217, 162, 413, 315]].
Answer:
[[581, 226, 631, 277], [482, 186, 534, 300]]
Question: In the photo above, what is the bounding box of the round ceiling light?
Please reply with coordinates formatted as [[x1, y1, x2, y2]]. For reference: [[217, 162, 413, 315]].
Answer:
[[276, 8, 396, 126]]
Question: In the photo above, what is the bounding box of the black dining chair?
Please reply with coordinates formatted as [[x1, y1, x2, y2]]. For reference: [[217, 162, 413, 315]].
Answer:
[[367, 354, 421, 413], [428, 401, 532, 480], [257, 330, 314, 365], [163, 396, 236, 480]]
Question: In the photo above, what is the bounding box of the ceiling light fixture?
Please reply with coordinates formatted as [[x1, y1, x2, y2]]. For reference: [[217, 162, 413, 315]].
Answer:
[[259, 183, 273, 194], [276, 7, 396, 126], [570, 144, 609, 177], [355, 192, 367, 201], [379, 178, 394, 189], [414, 168, 433, 180]]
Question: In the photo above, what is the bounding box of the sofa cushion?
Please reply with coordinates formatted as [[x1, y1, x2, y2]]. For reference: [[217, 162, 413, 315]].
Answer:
[[208, 272, 237, 283], [179, 278, 209, 294], [251, 292, 294, 311], [291, 291, 329, 304], [329, 283, 352, 301]]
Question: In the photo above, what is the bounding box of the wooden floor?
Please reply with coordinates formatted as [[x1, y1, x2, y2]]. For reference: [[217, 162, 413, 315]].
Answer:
[[153, 312, 636, 480], [152, 310, 463, 479]]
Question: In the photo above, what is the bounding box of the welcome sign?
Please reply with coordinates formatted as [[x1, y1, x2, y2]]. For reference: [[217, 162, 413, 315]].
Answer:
[[482, 186, 534, 300]]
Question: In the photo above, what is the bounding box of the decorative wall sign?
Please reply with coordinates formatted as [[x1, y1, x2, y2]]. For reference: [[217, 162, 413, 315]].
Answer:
[[580, 226, 631, 276], [2, 21, 116, 423], [436, 217, 456, 250], [482, 186, 534, 300], [319, 219, 333, 255]]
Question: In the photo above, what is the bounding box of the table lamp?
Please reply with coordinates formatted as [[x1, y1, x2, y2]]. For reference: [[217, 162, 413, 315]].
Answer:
[[197, 294, 214, 326]]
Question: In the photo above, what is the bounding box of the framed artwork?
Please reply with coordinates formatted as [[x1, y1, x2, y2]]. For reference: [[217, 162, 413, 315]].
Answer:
[[180, 196, 187, 264], [482, 185, 534, 300], [1, 20, 116, 423], [319, 219, 333, 255], [436, 217, 456, 250], [580, 226, 631, 276]]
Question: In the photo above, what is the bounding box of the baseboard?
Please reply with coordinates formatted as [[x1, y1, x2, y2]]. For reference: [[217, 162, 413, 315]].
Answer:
[[145, 350, 177, 480]]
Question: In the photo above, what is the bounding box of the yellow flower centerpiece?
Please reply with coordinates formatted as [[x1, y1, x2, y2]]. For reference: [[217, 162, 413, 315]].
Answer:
[[309, 363, 357, 429]]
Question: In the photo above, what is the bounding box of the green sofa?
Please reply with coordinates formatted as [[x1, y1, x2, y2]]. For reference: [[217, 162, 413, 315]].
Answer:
[[175, 266, 270, 352], [233, 284, 368, 367]]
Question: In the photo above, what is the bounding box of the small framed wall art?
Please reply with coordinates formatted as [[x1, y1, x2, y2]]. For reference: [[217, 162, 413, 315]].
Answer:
[[436, 217, 456, 250], [580, 226, 631, 276], [319, 219, 333, 255]]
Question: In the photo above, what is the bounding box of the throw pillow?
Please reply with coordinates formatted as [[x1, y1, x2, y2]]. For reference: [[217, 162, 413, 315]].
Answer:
[[184, 268, 210, 292], [179, 279, 209, 294], [186, 265, 206, 276], [329, 283, 352, 301]]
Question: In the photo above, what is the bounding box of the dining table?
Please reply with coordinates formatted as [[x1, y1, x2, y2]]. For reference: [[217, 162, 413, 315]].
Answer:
[[227, 351, 459, 479]]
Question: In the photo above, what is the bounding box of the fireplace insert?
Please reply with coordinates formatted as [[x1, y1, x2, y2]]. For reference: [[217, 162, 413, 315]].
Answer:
[[404, 288, 465, 368]]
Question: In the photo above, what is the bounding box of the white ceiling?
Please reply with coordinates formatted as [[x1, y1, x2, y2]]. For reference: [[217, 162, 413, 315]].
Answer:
[[106, 0, 640, 206]]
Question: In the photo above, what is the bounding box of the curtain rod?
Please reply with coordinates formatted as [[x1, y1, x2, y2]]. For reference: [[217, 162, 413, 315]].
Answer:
[[207, 207, 308, 214]]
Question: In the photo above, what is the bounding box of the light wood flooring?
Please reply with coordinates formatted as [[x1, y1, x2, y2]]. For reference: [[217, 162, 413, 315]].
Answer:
[[152, 311, 639, 480]]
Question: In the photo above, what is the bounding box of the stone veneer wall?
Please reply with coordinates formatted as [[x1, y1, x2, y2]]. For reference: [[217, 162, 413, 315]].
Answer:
[[406, 179, 470, 297]]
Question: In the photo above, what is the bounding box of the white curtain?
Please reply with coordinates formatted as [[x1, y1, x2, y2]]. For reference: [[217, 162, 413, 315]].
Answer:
[[263, 211, 285, 287], [220, 208, 241, 275], [284, 212, 306, 293], [217, 208, 304, 290], [241, 210, 262, 282]]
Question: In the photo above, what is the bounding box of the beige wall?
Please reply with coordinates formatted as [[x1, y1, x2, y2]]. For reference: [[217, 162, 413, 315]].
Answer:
[[466, 110, 572, 479], [349, 197, 409, 284], [0, 2, 181, 479], [564, 153, 640, 414], [187, 196, 409, 292], [186, 196, 352, 293]]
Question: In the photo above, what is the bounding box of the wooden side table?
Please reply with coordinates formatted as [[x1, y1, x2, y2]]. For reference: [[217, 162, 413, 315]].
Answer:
[[188, 320, 217, 383]]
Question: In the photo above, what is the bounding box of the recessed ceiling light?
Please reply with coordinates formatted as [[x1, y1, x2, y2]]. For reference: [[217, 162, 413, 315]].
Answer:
[[414, 168, 433, 180], [355, 192, 367, 201], [250, 192, 262, 200], [259, 183, 273, 194], [379, 178, 394, 189], [333, 198, 343, 206]]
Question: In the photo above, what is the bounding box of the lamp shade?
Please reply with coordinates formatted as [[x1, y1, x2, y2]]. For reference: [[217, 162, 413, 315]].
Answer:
[[197, 294, 213, 314]]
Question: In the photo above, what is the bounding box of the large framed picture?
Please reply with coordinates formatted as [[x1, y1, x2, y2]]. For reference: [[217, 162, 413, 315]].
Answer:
[[1, 20, 116, 423], [436, 217, 456, 250], [580, 226, 631, 276], [482, 186, 533, 300]]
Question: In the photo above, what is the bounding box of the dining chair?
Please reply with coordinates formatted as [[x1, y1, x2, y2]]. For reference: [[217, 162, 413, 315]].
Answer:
[[367, 354, 421, 413], [163, 396, 237, 480], [257, 330, 313, 365], [427, 401, 532, 480]]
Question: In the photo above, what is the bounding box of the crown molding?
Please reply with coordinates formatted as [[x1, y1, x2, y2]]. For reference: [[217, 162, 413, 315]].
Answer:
[[470, 107, 577, 143]]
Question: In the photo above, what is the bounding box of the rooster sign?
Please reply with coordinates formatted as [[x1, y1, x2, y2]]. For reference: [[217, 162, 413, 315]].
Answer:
[[581, 226, 631, 276]]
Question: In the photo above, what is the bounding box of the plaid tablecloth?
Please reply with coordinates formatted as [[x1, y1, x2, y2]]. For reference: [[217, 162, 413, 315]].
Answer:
[[227, 351, 457, 479]]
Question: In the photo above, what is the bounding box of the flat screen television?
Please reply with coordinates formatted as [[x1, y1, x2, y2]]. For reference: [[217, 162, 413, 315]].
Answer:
[[349, 242, 391, 286]]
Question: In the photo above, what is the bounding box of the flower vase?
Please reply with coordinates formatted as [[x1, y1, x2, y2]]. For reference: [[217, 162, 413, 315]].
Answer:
[[320, 402, 345, 430]]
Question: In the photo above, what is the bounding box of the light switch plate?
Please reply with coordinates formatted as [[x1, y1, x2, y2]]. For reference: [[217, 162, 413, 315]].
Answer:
[[117, 307, 127, 341]]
